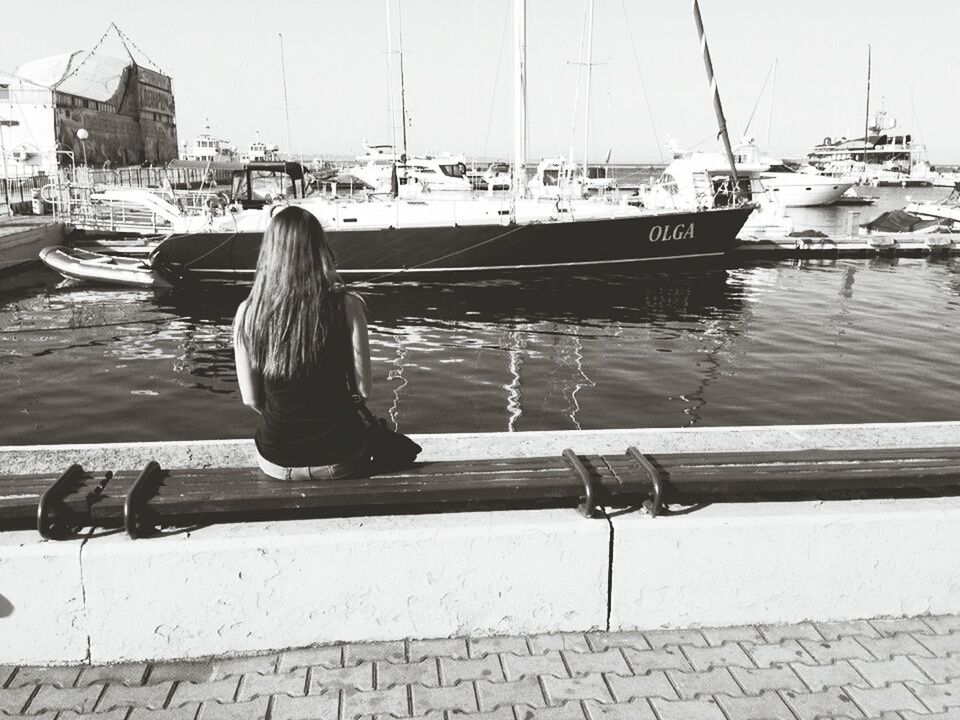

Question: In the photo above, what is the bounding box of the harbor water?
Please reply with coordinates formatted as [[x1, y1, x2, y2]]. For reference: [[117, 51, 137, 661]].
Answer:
[[1, 186, 958, 445]]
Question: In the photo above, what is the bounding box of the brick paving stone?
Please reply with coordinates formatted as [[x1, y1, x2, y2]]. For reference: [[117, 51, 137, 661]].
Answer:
[[715, 690, 795, 720], [211, 654, 278, 679], [470, 636, 531, 658], [906, 678, 960, 712], [844, 682, 929, 716], [528, 633, 590, 654], [411, 682, 478, 714], [586, 631, 649, 652], [444, 710, 514, 720], [781, 686, 866, 720], [169, 676, 240, 706], [502, 651, 568, 681], [667, 667, 742, 699], [541, 675, 612, 705], [277, 646, 342, 672], [857, 632, 936, 660], [743, 640, 814, 667], [791, 659, 870, 692], [341, 686, 408, 717], [238, 667, 307, 700], [97, 680, 175, 711], [270, 691, 339, 720], [58, 710, 130, 720], [605, 670, 676, 702], [409, 638, 469, 662], [850, 656, 929, 687], [925, 617, 960, 635], [643, 629, 708, 649], [730, 665, 806, 694], [516, 702, 586, 719], [681, 642, 755, 671], [77, 662, 150, 687], [871, 618, 935, 637], [310, 662, 375, 691], [917, 632, 960, 657], [620, 647, 692, 674], [148, 661, 216, 685], [197, 697, 269, 720], [701, 625, 764, 646], [344, 641, 406, 665], [816, 621, 883, 641], [440, 656, 504, 686], [27, 685, 103, 714], [563, 649, 630, 677], [476, 677, 545, 711], [583, 698, 657, 720], [912, 655, 960, 683], [0, 686, 34, 714], [799, 637, 874, 664], [0, 714, 57, 720], [376, 658, 439, 689], [649, 696, 726, 720], [758, 623, 823, 643], [128, 703, 201, 720], [902, 711, 960, 720], [7, 665, 82, 688]]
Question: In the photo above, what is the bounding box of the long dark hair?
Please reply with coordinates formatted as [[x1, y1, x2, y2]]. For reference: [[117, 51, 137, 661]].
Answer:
[[240, 206, 356, 380]]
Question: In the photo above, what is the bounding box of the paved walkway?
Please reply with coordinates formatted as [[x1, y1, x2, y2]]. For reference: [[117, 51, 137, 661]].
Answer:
[[2, 616, 959, 719]]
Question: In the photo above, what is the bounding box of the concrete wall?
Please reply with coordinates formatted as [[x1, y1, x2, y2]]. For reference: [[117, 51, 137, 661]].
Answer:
[[3, 422, 960, 665]]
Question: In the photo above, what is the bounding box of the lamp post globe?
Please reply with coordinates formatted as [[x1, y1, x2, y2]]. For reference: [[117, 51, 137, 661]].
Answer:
[[76, 128, 88, 166]]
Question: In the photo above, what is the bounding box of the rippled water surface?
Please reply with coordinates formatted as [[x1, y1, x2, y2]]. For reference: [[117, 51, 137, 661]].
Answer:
[[2, 249, 960, 444]]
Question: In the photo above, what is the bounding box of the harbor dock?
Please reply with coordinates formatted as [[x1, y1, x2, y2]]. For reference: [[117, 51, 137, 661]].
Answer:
[[3, 421, 959, 673], [0, 217, 67, 275]]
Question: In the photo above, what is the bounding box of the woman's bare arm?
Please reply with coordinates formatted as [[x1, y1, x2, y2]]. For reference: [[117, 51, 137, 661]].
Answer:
[[345, 294, 372, 399], [233, 300, 265, 413]]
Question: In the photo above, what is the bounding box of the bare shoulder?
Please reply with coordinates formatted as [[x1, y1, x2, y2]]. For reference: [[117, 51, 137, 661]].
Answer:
[[233, 298, 250, 332], [343, 291, 368, 322]]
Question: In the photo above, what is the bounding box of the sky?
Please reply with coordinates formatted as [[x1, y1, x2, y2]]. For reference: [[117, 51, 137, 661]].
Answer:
[[2, 1, 959, 164]]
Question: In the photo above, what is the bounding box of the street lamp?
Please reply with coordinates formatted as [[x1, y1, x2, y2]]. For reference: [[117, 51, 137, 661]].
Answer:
[[76, 128, 88, 166]]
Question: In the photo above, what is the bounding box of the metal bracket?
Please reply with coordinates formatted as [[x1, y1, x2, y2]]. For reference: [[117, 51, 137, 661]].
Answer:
[[626, 447, 663, 517], [37, 464, 85, 540], [124, 461, 163, 539], [562, 448, 598, 519]]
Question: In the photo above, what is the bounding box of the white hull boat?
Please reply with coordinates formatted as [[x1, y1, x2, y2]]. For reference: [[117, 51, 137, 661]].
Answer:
[[39, 246, 173, 288]]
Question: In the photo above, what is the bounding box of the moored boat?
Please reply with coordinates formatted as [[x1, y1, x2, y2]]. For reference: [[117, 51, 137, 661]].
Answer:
[[39, 246, 173, 288]]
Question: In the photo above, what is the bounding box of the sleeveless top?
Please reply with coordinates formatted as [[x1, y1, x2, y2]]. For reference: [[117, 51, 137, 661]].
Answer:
[[252, 291, 366, 467]]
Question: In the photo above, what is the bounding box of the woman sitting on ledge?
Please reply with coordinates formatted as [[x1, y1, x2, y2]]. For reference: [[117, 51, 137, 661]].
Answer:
[[233, 206, 371, 481]]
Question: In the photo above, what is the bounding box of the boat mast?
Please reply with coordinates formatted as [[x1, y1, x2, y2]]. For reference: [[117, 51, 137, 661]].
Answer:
[[766, 59, 777, 150], [278, 34, 293, 158], [863, 44, 872, 164], [691, 0, 739, 192], [582, 0, 595, 188], [397, 0, 410, 163], [513, 0, 528, 203]]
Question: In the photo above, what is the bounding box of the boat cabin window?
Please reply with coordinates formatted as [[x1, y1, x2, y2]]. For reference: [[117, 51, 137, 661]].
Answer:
[[710, 175, 753, 206], [439, 163, 466, 178], [660, 173, 679, 195], [766, 164, 794, 173], [232, 168, 301, 208], [542, 168, 560, 186]]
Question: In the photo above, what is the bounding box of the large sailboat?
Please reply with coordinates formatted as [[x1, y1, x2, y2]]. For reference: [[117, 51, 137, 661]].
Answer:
[[106, 1, 756, 281]]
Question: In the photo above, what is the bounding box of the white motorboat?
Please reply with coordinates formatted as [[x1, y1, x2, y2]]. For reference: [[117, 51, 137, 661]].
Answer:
[[759, 161, 853, 207], [349, 142, 471, 194], [39, 246, 173, 288], [905, 184, 960, 225]]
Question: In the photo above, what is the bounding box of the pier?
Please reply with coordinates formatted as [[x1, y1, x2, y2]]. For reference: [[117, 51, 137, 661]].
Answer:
[[0, 217, 66, 275]]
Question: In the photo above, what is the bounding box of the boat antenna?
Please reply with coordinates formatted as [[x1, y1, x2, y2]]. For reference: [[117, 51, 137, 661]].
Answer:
[[397, 0, 409, 163], [384, 0, 398, 197], [766, 58, 777, 150], [862, 44, 872, 164], [691, 0, 739, 194], [513, 0, 528, 204], [279, 33, 293, 159]]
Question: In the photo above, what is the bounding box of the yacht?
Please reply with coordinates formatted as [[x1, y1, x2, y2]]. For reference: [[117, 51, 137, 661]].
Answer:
[[349, 142, 471, 194], [239, 132, 280, 163], [181, 120, 236, 163]]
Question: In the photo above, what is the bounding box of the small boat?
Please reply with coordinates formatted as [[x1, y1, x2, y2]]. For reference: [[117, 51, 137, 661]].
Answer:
[[835, 188, 879, 206], [38, 246, 173, 288]]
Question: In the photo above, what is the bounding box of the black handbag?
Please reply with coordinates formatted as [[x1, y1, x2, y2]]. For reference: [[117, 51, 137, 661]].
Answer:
[[343, 309, 422, 471]]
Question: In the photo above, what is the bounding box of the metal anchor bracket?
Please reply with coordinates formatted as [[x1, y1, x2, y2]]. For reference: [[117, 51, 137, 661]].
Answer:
[[562, 448, 599, 519], [124, 461, 163, 539], [626, 446, 664, 517], [37, 464, 85, 540]]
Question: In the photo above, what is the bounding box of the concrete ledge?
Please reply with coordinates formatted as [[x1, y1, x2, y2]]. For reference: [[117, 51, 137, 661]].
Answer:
[[80, 509, 609, 664], [0, 220, 65, 273], [3, 420, 960, 474], [610, 495, 960, 630], [0, 530, 87, 665]]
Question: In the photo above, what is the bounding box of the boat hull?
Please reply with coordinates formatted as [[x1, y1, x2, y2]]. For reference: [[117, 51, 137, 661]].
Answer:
[[39, 246, 173, 288], [152, 206, 753, 280]]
